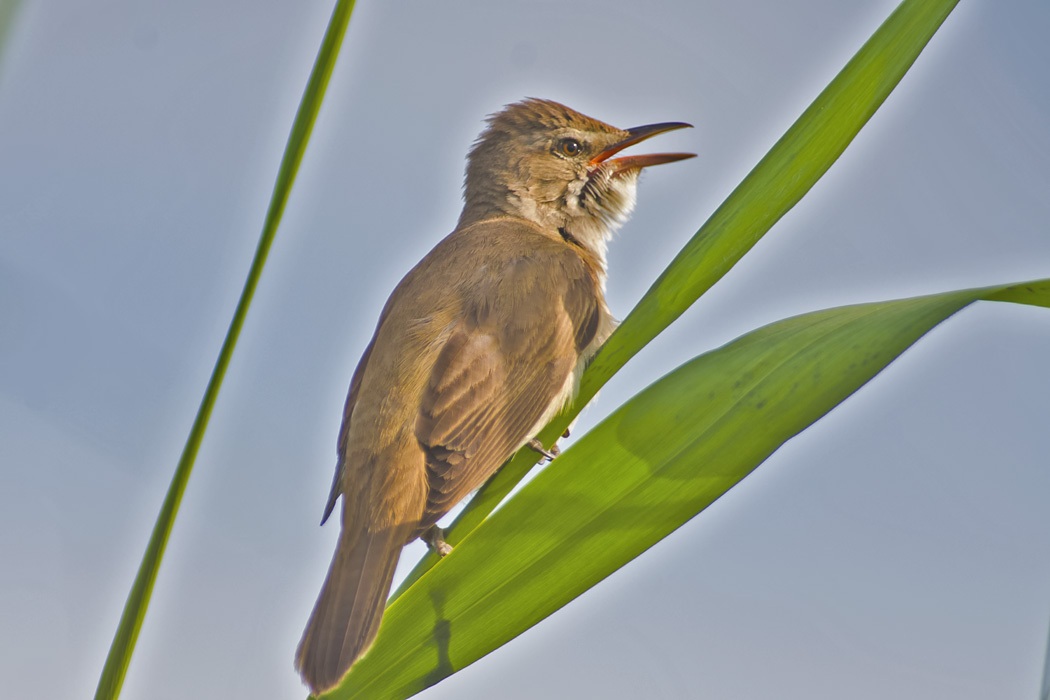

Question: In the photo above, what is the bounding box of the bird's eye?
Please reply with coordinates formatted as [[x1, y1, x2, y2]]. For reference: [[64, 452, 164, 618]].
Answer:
[[556, 138, 583, 157]]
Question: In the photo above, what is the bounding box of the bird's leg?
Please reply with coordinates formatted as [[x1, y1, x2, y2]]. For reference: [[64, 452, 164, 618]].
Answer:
[[527, 438, 559, 462], [421, 525, 453, 557]]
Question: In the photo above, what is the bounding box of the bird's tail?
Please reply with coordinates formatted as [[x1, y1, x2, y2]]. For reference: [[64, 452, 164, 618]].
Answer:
[[295, 523, 408, 695]]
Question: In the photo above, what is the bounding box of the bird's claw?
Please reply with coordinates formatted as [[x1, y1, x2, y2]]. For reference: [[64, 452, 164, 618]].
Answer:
[[527, 438, 559, 463], [422, 525, 453, 557]]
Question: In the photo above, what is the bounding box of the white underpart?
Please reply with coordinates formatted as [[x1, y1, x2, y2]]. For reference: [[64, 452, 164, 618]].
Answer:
[[565, 170, 639, 289]]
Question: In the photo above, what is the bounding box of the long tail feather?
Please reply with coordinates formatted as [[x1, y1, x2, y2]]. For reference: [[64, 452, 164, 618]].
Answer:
[[295, 524, 407, 694]]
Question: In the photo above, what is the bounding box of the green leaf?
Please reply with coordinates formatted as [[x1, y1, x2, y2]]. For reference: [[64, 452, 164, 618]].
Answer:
[[330, 279, 1050, 700], [1042, 618, 1050, 700], [394, 0, 961, 602], [0, 0, 22, 76], [92, 2, 358, 698]]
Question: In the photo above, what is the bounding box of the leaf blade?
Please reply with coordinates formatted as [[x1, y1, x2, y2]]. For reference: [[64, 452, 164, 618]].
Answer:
[[394, 0, 962, 606], [334, 279, 1049, 699]]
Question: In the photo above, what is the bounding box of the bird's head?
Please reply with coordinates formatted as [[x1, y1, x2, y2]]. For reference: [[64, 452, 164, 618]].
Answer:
[[460, 98, 694, 263]]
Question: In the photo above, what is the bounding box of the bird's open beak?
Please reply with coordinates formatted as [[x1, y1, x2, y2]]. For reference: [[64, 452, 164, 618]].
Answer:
[[590, 121, 695, 172]]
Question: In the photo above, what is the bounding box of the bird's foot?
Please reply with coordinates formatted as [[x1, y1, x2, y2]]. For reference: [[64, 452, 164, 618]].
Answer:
[[527, 438, 559, 463], [422, 525, 453, 557]]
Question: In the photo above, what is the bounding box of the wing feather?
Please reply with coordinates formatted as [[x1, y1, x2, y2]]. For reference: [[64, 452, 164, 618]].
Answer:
[[414, 247, 601, 529]]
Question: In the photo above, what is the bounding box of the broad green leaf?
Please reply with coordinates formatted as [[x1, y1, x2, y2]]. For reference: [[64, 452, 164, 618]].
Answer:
[[395, 0, 961, 600], [329, 279, 1050, 700], [93, 2, 359, 698]]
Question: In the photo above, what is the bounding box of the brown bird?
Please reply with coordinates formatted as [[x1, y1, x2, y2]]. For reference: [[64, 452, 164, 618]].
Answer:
[[295, 98, 694, 694]]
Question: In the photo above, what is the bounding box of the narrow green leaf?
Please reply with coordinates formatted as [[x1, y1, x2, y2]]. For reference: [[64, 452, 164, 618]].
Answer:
[[92, 2, 358, 698], [334, 279, 1050, 699], [0, 0, 21, 76], [395, 0, 961, 602], [1042, 617, 1050, 700]]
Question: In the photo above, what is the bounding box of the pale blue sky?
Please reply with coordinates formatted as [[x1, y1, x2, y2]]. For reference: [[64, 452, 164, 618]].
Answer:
[[1, 1, 1049, 698]]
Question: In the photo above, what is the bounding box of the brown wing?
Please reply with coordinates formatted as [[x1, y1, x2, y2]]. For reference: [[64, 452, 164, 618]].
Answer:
[[414, 248, 601, 529], [321, 334, 378, 525]]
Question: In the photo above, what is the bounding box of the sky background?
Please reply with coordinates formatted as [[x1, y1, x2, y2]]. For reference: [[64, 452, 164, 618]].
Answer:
[[2, 1, 1049, 698]]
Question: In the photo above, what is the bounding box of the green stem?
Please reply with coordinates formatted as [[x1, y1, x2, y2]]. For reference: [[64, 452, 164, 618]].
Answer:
[[92, 2, 358, 698]]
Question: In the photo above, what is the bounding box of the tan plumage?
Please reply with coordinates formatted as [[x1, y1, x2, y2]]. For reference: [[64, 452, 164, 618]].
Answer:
[[296, 98, 693, 694]]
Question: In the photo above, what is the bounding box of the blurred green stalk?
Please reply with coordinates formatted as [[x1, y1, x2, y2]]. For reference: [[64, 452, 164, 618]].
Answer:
[[93, 2, 358, 698]]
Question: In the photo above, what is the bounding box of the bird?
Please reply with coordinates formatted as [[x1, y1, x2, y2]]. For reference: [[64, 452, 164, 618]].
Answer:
[[295, 97, 694, 694]]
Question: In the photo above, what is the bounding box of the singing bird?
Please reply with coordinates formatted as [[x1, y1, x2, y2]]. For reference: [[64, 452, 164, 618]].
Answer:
[[296, 98, 694, 693]]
